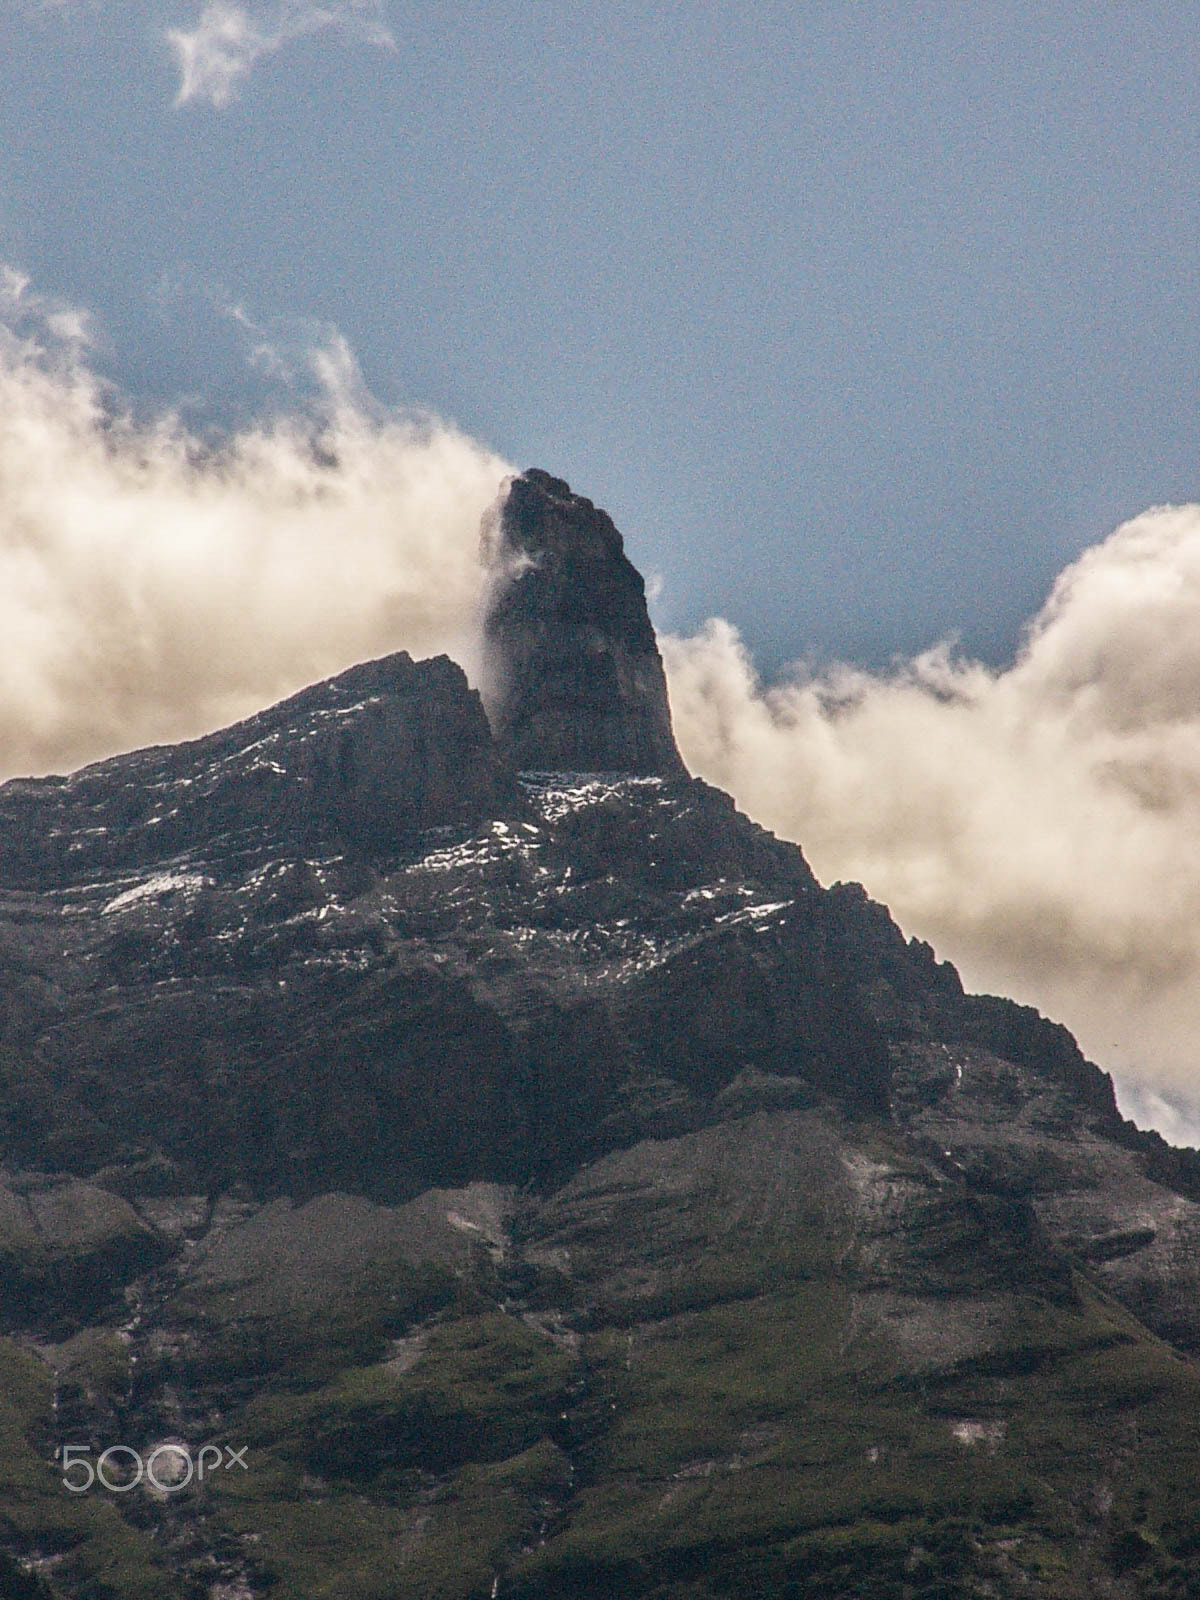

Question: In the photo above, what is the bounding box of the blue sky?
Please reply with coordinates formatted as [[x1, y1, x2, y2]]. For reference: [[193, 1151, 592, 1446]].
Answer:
[[5, 0, 1198, 671]]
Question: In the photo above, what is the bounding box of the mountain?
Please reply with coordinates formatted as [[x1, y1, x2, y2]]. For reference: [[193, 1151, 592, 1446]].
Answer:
[[2, 469, 1200, 1598]]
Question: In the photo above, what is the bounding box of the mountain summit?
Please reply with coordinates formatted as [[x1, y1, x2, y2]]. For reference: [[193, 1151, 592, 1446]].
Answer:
[[482, 468, 686, 776]]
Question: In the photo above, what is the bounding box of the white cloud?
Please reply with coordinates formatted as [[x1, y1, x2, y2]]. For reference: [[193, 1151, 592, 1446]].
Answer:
[[0, 269, 508, 777], [663, 509, 1200, 1118], [167, 0, 395, 109], [153, 269, 372, 393], [0, 266, 95, 350]]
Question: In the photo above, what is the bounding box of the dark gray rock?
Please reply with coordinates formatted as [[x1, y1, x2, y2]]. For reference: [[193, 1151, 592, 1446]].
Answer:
[[189, 1184, 515, 1317], [0, 652, 519, 888], [0, 1172, 164, 1328], [482, 469, 687, 776]]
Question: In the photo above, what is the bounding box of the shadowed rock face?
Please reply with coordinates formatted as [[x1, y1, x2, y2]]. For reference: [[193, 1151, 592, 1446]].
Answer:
[[482, 469, 687, 776], [0, 652, 519, 888]]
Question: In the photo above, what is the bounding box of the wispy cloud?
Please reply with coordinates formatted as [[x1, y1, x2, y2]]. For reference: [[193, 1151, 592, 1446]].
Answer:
[[167, 1, 395, 109], [0, 265, 96, 350], [151, 267, 374, 402]]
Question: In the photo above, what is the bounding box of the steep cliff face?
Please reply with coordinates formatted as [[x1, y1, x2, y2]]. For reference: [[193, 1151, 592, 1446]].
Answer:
[[482, 469, 687, 776]]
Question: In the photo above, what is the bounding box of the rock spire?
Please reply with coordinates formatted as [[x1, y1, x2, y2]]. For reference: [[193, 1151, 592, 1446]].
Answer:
[[481, 469, 687, 777]]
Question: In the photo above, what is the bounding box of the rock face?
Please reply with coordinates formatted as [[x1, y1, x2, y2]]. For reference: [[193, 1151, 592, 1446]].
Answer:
[[482, 468, 687, 776], [0, 652, 518, 888], [7, 473, 1200, 1597]]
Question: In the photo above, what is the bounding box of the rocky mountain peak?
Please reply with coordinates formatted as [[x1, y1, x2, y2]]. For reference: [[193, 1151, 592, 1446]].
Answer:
[[0, 652, 518, 889], [481, 468, 687, 777]]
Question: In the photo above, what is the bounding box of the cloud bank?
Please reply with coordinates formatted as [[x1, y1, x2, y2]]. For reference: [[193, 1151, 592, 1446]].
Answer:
[[5, 271, 1200, 1133], [0, 280, 508, 776], [664, 518, 1200, 1125], [168, 1, 394, 108]]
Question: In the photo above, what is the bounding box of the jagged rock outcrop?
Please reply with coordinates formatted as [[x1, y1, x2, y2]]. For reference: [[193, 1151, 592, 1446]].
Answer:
[[482, 469, 687, 776], [0, 653, 518, 888]]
